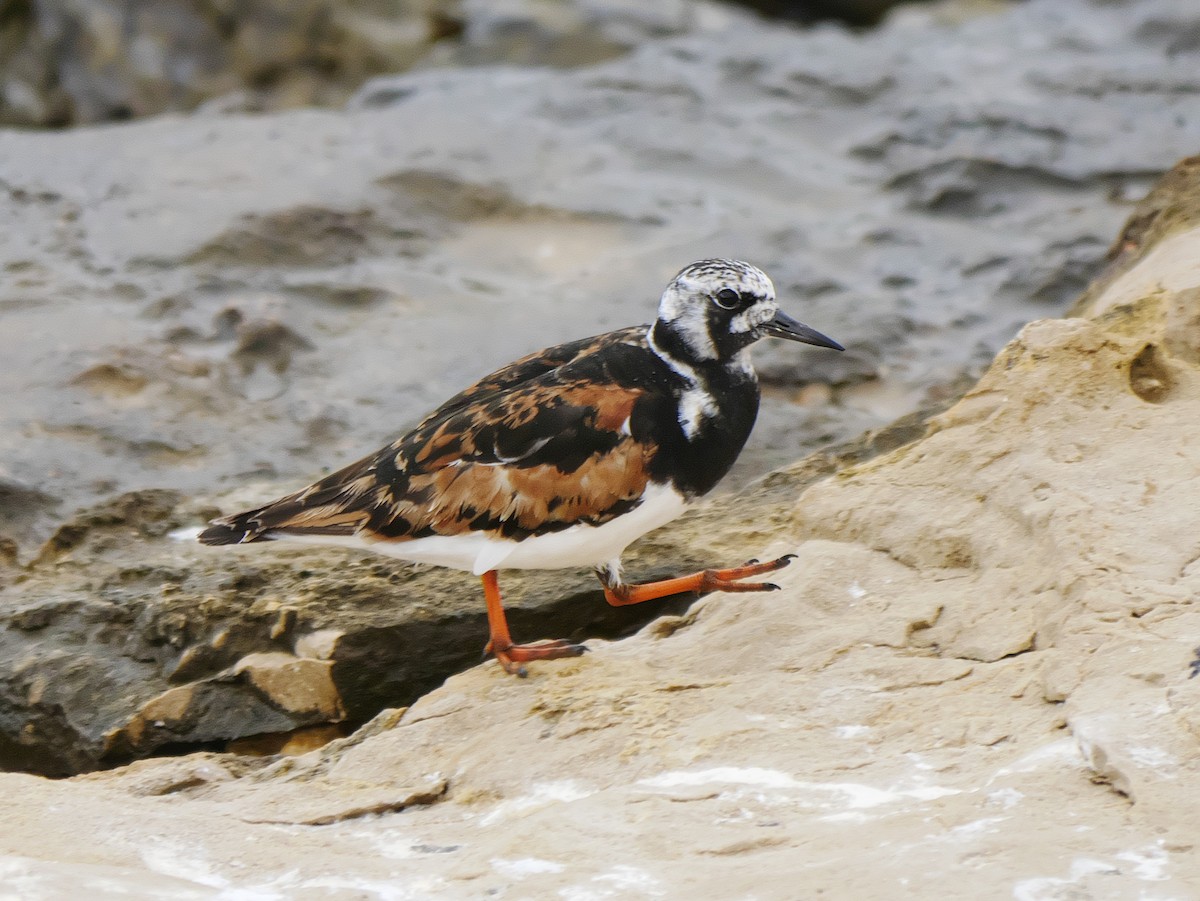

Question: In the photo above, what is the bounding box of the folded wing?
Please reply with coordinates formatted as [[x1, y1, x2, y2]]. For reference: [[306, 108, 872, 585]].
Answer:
[[199, 328, 655, 546]]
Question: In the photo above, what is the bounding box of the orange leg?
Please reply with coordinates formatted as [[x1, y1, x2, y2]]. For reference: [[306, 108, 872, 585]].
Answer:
[[481, 570, 587, 677], [599, 555, 795, 607]]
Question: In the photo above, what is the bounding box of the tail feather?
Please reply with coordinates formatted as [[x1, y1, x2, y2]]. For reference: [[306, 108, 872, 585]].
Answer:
[[197, 508, 274, 545], [198, 498, 367, 546], [199, 451, 383, 547]]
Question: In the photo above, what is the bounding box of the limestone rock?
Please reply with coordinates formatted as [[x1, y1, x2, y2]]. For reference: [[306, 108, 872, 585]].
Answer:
[[3, 0, 1200, 779], [4, 151, 1200, 894], [231, 652, 342, 719], [0, 483, 706, 773]]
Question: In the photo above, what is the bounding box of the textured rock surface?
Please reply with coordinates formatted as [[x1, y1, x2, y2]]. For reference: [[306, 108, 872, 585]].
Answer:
[[3, 1, 1200, 892], [0, 0, 448, 126], [0, 1, 966, 128], [5, 0, 1194, 554], [3, 0, 1200, 774], [0, 0, 749, 126], [4, 157, 1200, 898]]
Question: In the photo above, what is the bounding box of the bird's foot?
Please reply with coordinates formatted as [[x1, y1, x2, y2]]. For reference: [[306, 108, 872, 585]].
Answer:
[[696, 554, 797, 594], [601, 554, 796, 606], [485, 638, 588, 677]]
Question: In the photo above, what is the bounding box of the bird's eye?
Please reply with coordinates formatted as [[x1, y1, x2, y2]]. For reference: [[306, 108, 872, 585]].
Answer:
[[714, 288, 741, 310]]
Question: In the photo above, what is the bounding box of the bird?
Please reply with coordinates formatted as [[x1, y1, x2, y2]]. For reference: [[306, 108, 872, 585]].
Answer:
[[199, 259, 843, 675]]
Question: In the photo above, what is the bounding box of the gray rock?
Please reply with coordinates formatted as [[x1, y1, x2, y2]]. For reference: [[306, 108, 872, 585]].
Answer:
[[0, 0, 756, 127], [6, 197, 1200, 888], [0, 0, 460, 126]]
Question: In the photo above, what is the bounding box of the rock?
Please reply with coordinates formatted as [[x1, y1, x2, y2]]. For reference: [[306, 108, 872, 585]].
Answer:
[[428, 0, 749, 69], [231, 652, 342, 720], [3, 0, 1200, 776], [0, 0, 454, 126], [4, 151, 1198, 894], [0, 476, 58, 540], [2, 0, 1193, 557], [0, 0, 756, 127], [0, 482, 709, 773], [5, 89, 1200, 901]]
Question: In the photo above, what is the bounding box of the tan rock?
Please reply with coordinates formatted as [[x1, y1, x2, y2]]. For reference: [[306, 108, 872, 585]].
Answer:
[[1, 163, 1188, 896], [122, 684, 197, 747], [294, 628, 344, 660], [4, 12, 1200, 896], [233, 652, 343, 720], [7, 0, 1199, 779]]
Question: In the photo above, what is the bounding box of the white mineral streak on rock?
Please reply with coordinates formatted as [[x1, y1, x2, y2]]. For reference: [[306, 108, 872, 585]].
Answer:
[[478, 781, 594, 828]]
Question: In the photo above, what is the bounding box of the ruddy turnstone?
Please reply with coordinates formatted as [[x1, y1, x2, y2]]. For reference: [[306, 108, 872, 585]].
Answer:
[[200, 259, 843, 675]]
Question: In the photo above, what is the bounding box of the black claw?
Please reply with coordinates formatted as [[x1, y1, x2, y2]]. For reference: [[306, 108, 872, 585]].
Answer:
[[778, 554, 797, 564], [516, 666, 528, 678], [744, 558, 760, 566], [577, 644, 590, 655], [765, 582, 781, 591]]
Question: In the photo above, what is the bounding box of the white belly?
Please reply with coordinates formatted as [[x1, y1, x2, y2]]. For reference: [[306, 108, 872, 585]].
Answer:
[[271, 483, 688, 576]]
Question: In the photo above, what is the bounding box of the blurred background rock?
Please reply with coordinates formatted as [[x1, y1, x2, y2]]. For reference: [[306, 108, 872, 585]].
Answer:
[[0, 0, 984, 128]]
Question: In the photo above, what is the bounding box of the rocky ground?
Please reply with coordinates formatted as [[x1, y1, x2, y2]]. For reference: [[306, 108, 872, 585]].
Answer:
[[3, 0, 1200, 896], [4, 154, 1200, 899], [0, 0, 929, 127]]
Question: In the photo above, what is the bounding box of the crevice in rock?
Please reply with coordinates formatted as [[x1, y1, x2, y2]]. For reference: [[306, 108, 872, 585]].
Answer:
[[328, 585, 698, 726], [1128, 343, 1172, 403], [240, 777, 450, 826]]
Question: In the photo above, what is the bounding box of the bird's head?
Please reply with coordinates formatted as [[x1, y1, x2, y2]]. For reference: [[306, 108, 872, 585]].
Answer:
[[654, 259, 843, 364]]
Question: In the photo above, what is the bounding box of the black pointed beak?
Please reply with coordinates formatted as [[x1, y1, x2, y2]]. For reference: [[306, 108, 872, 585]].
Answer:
[[762, 310, 844, 351]]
